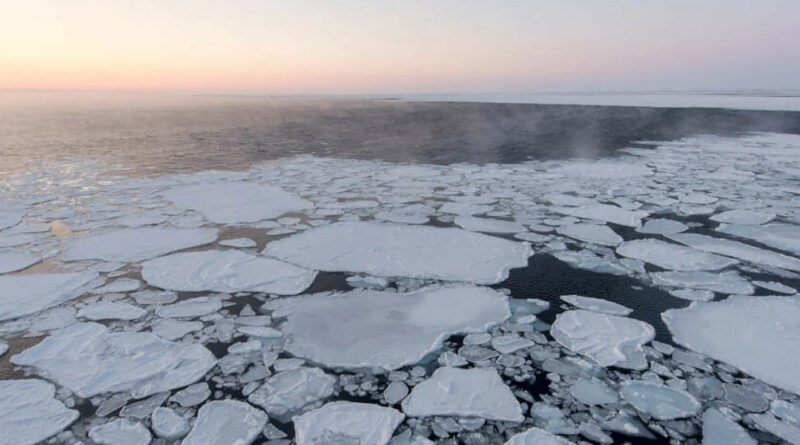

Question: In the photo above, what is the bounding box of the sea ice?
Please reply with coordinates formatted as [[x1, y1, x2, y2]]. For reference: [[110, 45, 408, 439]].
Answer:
[[663, 295, 800, 395], [164, 181, 313, 224], [155, 296, 222, 318], [702, 408, 756, 445], [570, 378, 618, 406], [248, 367, 336, 420], [549, 162, 653, 179], [504, 427, 576, 445], [182, 400, 268, 445], [89, 419, 152, 445], [294, 401, 404, 445], [142, 250, 316, 295], [219, 237, 257, 248], [12, 322, 216, 398], [0, 379, 79, 445], [636, 218, 688, 235], [268, 286, 509, 370], [78, 302, 147, 321], [560, 295, 632, 316], [401, 367, 523, 421], [0, 209, 24, 230], [0, 272, 99, 321], [151, 407, 190, 440], [557, 204, 648, 228], [264, 221, 531, 284], [556, 223, 623, 246], [454, 215, 525, 233], [717, 223, 800, 256], [651, 270, 754, 294], [90, 278, 142, 294], [616, 239, 738, 271], [550, 310, 654, 370], [711, 210, 775, 225], [668, 232, 800, 272], [619, 380, 701, 420], [0, 251, 39, 274], [63, 227, 217, 262]]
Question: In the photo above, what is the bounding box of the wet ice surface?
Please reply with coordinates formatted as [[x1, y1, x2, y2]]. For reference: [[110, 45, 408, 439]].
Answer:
[[0, 132, 800, 444]]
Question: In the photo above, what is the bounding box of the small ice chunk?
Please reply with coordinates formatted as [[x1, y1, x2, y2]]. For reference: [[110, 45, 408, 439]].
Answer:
[[12, 322, 215, 398], [152, 407, 190, 440], [702, 408, 756, 445], [63, 227, 217, 262], [651, 271, 754, 295], [663, 295, 800, 395], [556, 223, 623, 246], [617, 239, 738, 271], [155, 296, 222, 318], [668, 232, 800, 272], [401, 367, 523, 421], [0, 209, 24, 230], [384, 381, 409, 405], [164, 181, 313, 224], [182, 400, 268, 445], [0, 272, 99, 321], [504, 427, 576, 445], [0, 379, 79, 445], [620, 380, 701, 420], [269, 286, 509, 370], [142, 250, 316, 295], [294, 401, 404, 445], [0, 251, 39, 274], [491, 334, 535, 354], [670, 288, 714, 301], [90, 278, 141, 294], [637, 218, 688, 235], [263, 221, 532, 285], [89, 419, 151, 445], [78, 302, 146, 321], [570, 378, 618, 405], [557, 204, 648, 228], [248, 367, 335, 420], [170, 382, 210, 407], [711, 210, 775, 225], [454, 216, 525, 233], [219, 237, 257, 248], [151, 319, 203, 340], [550, 310, 654, 370], [131, 290, 178, 305], [560, 295, 632, 316]]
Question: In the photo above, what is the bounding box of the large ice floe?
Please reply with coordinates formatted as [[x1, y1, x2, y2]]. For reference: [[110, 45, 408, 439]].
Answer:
[[663, 295, 800, 395], [0, 272, 99, 321], [0, 379, 79, 445], [11, 322, 216, 398], [0, 251, 39, 274], [268, 286, 510, 369], [248, 367, 336, 420], [550, 310, 654, 370], [616, 239, 738, 271], [164, 181, 312, 224], [619, 381, 701, 420], [63, 227, 218, 262], [263, 221, 531, 284], [294, 401, 405, 445], [142, 250, 316, 294], [181, 400, 268, 445]]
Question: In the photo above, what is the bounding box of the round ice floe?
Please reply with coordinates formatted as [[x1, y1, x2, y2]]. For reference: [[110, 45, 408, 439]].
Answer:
[[142, 250, 316, 295], [163, 181, 313, 224], [0, 272, 99, 322], [263, 221, 532, 285], [267, 286, 509, 370], [620, 380, 701, 420], [151, 407, 190, 440], [294, 401, 404, 445], [556, 223, 623, 246], [0, 251, 39, 274], [182, 400, 268, 445], [0, 379, 79, 445], [550, 310, 654, 370], [401, 367, 523, 421], [616, 239, 738, 271], [559, 295, 632, 316], [663, 295, 800, 395], [63, 227, 217, 262]]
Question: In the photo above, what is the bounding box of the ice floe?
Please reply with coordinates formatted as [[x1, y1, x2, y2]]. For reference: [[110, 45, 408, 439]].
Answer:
[[63, 227, 217, 262], [182, 400, 268, 445], [155, 296, 222, 318], [550, 310, 654, 370], [717, 223, 800, 256], [248, 367, 336, 420], [617, 239, 738, 271], [294, 401, 404, 445], [77, 301, 147, 321], [636, 218, 688, 235], [620, 380, 701, 420], [663, 295, 800, 395], [151, 407, 190, 440], [505, 427, 575, 444], [164, 181, 312, 224], [454, 215, 525, 233], [548, 162, 653, 179], [269, 286, 509, 370], [702, 408, 756, 445], [668, 232, 800, 272], [264, 222, 531, 284], [401, 367, 523, 421], [560, 295, 632, 316], [556, 223, 623, 246], [12, 322, 216, 398], [0, 251, 39, 274], [0, 379, 79, 445], [142, 250, 316, 295], [0, 272, 99, 321], [557, 204, 648, 228], [89, 419, 151, 445], [0, 208, 24, 230], [651, 270, 754, 295], [710, 209, 775, 225]]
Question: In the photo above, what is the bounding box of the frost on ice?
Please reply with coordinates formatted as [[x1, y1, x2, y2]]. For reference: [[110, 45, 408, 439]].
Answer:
[[142, 250, 316, 295], [163, 181, 313, 224], [0, 379, 79, 445], [663, 295, 800, 395], [0, 272, 99, 321], [269, 286, 510, 370], [294, 401, 404, 445], [12, 322, 216, 398], [550, 310, 654, 370], [248, 367, 336, 420], [182, 400, 268, 445], [616, 239, 738, 271], [63, 227, 218, 262], [263, 221, 532, 284], [401, 367, 523, 421], [619, 381, 701, 420]]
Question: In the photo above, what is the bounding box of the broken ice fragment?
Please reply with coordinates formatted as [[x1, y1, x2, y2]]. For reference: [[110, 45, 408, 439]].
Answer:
[[560, 295, 632, 316], [155, 296, 222, 318], [620, 380, 701, 420], [668, 232, 800, 272], [248, 367, 335, 420], [294, 401, 404, 445], [556, 223, 623, 246], [88, 419, 152, 445], [504, 427, 576, 445], [64, 227, 217, 262], [556, 204, 648, 228], [702, 408, 756, 445], [617, 239, 737, 271], [0, 272, 99, 321], [454, 215, 525, 233], [78, 301, 147, 321], [0, 251, 39, 274], [0, 379, 79, 445], [182, 400, 268, 445]]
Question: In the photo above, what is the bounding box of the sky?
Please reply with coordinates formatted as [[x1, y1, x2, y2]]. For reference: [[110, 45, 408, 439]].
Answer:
[[1, 0, 799, 94]]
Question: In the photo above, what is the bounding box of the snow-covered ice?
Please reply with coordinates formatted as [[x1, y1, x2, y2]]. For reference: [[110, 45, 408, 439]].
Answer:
[[269, 286, 509, 370], [550, 310, 654, 370], [651, 271, 754, 295], [142, 250, 316, 295], [401, 367, 523, 421], [12, 322, 216, 398], [617, 239, 738, 271], [548, 162, 653, 179], [0, 379, 79, 445], [560, 295, 632, 316], [63, 227, 217, 262], [619, 380, 701, 420], [0, 272, 99, 321], [294, 401, 404, 445], [181, 400, 268, 445], [263, 221, 531, 284]]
